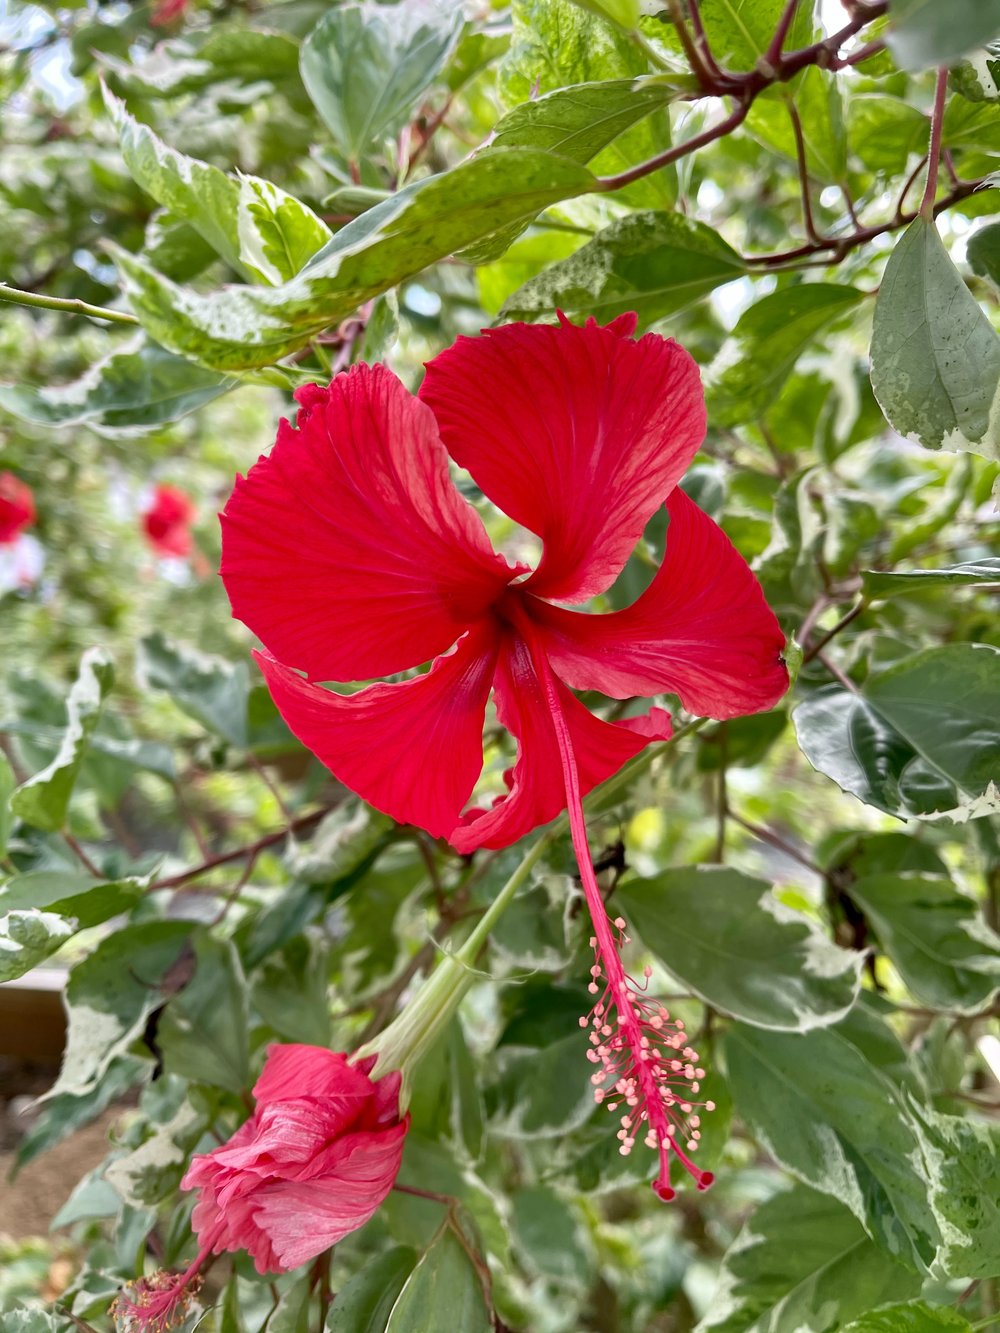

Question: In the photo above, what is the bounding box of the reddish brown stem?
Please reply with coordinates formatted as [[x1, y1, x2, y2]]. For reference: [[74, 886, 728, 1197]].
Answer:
[[920, 69, 949, 219]]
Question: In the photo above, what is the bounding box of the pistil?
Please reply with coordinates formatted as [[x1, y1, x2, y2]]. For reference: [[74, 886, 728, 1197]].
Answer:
[[525, 632, 714, 1200]]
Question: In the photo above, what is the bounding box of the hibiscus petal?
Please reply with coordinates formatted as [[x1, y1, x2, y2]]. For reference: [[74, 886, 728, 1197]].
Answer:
[[451, 634, 671, 853], [221, 365, 514, 681], [527, 488, 789, 719], [252, 1044, 372, 1105], [256, 625, 498, 839], [251, 1120, 409, 1270], [419, 315, 705, 603]]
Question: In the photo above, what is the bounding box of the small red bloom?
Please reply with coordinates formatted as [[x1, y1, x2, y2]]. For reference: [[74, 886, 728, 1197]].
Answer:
[[0, 472, 35, 545], [150, 0, 189, 27], [180, 1044, 408, 1273], [220, 314, 788, 1196], [143, 484, 196, 558]]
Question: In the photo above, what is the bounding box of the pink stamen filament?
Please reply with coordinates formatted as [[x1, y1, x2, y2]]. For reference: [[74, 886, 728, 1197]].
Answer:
[[525, 632, 713, 1201], [111, 1230, 221, 1333]]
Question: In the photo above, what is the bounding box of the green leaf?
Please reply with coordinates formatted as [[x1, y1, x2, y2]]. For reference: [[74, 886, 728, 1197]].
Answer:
[[696, 0, 814, 70], [104, 88, 244, 273], [384, 1229, 491, 1333], [10, 647, 114, 832], [511, 1186, 590, 1282], [109, 149, 596, 371], [848, 873, 1000, 1013], [839, 1303, 973, 1333], [490, 1027, 594, 1138], [502, 209, 746, 325], [861, 559, 1000, 596], [747, 70, 847, 183], [251, 932, 332, 1046], [966, 218, 1000, 286], [871, 218, 1000, 463], [708, 285, 865, 428], [0, 1312, 75, 1333], [136, 630, 250, 748], [105, 1087, 205, 1207], [887, 0, 1000, 72], [848, 96, 929, 176], [0, 335, 237, 434], [50, 921, 191, 1098], [500, 0, 675, 207], [491, 77, 674, 161], [910, 1104, 1000, 1278], [696, 1185, 920, 1333], [159, 930, 250, 1095], [793, 644, 1000, 821], [616, 867, 863, 1031], [326, 1248, 418, 1333], [0, 870, 146, 928], [236, 175, 332, 285], [0, 752, 14, 858], [300, 2, 461, 164], [0, 909, 75, 981], [565, 0, 640, 29], [951, 49, 1000, 103], [724, 1023, 940, 1270]]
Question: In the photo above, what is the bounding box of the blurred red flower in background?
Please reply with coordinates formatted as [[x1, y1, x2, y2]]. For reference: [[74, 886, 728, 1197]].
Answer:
[[150, 0, 189, 28], [142, 483, 195, 558], [0, 472, 35, 545]]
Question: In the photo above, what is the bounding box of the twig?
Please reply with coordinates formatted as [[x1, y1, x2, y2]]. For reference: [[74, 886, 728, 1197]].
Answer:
[[726, 807, 822, 874], [597, 97, 752, 192], [148, 806, 332, 890], [802, 598, 868, 664], [815, 650, 860, 694], [0, 283, 138, 324], [895, 152, 930, 222], [764, 0, 801, 69], [62, 832, 102, 877], [920, 68, 949, 219], [787, 98, 823, 244]]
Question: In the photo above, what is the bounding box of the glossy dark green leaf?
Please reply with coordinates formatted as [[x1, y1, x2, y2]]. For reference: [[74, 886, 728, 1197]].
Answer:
[[326, 1248, 418, 1333], [708, 285, 865, 427], [11, 648, 114, 832], [696, 1185, 920, 1333], [136, 631, 250, 748], [848, 873, 1000, 1013], [871, 218, 1000, 462], [0, 336, 237, 434], [839, 1303, 973, 1333], [793, 644, 1000, 821], [301, 2, 461, 163], [110, 149, 595, 370], [861, 559, 1000, 596], [617, 867, 863, 1031], [502, 210, 746, 325], [725, 1023, 941, 1269], [384, 1229, 491, 1333], [887, 0, 1000, 72], [159, 930, 250, 1094]]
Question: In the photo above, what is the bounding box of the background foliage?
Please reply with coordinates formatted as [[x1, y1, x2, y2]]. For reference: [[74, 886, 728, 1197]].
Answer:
[[1, 0, 1000, 1330]]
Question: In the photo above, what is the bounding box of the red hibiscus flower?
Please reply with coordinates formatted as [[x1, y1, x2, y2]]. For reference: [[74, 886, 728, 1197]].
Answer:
[[182, 1044, 408, 1272], [142, 483, 196, 558], [220, 313, 788, 1198], [0, 472, 36, 545], [113, 1044, 407, 1328]]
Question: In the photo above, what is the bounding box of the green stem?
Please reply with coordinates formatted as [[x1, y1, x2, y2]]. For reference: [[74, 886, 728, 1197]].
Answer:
[[0, 283, 139, 325], [361, 831, 553, 1085]]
